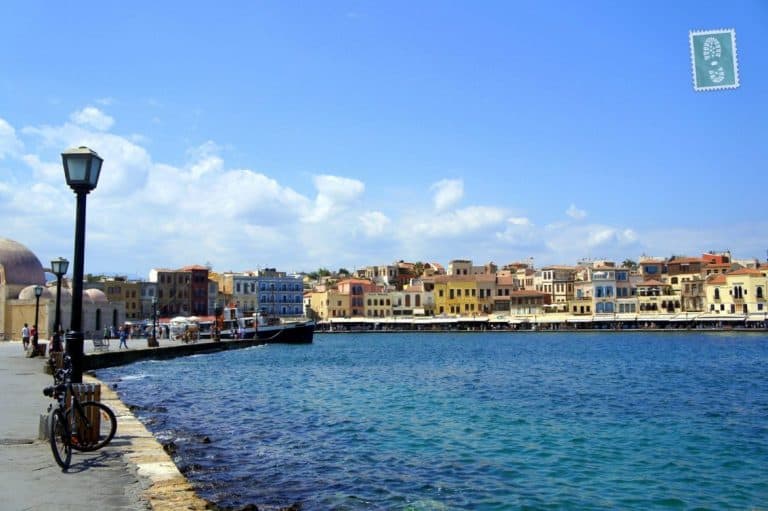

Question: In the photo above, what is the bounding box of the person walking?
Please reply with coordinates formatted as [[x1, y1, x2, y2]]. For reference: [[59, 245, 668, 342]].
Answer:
[[119, 326, 128, 349], [21, 323, 30, 350]]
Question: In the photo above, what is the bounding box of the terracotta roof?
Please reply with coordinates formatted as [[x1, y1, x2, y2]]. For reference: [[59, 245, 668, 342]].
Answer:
[[707, 274, 727, 285], [496, 276, 516, 286], [727, 268, 765, 277]]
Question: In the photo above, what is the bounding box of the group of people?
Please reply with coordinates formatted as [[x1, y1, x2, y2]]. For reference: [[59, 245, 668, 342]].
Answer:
[[20, 322, 64, 356]]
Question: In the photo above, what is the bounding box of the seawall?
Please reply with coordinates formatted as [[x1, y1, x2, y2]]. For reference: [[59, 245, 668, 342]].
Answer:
[[83, 337, 267, 370]]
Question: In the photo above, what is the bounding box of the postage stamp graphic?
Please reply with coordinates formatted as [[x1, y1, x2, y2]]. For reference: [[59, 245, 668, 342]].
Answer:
[[689, 29, 739, 91]]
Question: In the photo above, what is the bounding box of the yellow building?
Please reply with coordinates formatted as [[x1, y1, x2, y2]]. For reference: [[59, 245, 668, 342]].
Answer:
[[705, 268, 768, 316], [433, 276, 480, 316], [102, 278, 142, 320], [304, 289, 349, 320]]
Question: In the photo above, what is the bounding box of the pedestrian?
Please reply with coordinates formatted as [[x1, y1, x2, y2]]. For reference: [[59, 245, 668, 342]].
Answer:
[[21, 323, 30, 350], [119, 326, 128, 349]]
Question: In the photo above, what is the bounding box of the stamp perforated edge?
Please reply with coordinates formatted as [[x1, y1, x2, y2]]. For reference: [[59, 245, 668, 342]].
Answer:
[[689, 28, 740, 92]]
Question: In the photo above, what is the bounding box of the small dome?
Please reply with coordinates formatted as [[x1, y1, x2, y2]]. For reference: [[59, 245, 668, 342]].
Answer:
[[0, 238, 45, 286], [84, 288, 109, 304], [18, 285, 55, 300]]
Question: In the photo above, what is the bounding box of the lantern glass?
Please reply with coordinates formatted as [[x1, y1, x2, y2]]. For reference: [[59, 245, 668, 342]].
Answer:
[[66, 157, 88, 183], [34, 285, 44, 297], [51, 257, 69, 277], [88, 156, 103, 187]]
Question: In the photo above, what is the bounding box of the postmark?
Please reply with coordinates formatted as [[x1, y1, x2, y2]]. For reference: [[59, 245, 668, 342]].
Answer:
[[689, 29, 739, 91]]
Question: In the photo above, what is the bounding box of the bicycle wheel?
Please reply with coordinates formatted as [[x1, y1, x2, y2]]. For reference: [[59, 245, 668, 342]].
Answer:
[[49, 409, 71, 470], [67, 401, 118, 452]]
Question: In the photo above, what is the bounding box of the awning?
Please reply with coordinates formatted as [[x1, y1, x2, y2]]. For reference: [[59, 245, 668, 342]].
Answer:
[[696, 315, 746, 321], [566, 317, 593, 323]]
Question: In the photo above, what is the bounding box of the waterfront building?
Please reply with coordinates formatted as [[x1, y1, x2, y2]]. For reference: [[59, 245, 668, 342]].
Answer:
[[476, 274, 496, 314], [638, 257, 666, 281], [704, 268, 768, 316], [304, 289, 349, 320], [150, 265, 209, 317], [99, 277, 142, 321], [432, 275, 480, 316], [702, 252, 733, 276], [666, 257, 706, 311], [637, 279, 679, 314], [536, 265, 577, 312], [256, 270, 304, 317], [336, 278, 380, 317], [509, 290, 550, 316], [492, 276, 516, 313], [364, 291, 392, 318], [216, 269, 302, 317]]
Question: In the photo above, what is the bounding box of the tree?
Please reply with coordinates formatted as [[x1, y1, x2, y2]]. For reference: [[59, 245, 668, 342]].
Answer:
[[317, 268, 331, 277], [338, 268, 350, 276], [621, 259, 638, 270]]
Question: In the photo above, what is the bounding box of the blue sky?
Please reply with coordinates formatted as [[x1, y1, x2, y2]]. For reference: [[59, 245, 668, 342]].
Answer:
[[1, 1, 766, 278]]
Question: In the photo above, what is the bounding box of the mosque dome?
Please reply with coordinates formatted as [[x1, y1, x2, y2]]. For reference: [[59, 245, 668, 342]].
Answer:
[[18, 285, 55, 301], [0, 238, 46, 286], [84, 288, 109, 304]]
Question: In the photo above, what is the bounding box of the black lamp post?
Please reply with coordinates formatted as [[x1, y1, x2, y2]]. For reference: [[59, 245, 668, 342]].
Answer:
[[50, 257, 69, 351], [62, 146, 103, 383], [33, 285, 43, 354]]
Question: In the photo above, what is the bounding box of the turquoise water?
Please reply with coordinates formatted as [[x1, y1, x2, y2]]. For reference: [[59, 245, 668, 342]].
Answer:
[[100, 332, 768, 510]]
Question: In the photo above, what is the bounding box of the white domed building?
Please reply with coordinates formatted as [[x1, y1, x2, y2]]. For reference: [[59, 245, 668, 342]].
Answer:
[[0, 238, 125, 342]]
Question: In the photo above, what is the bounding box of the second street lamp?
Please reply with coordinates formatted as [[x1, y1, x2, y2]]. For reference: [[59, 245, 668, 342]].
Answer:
[[62, 146, 103, 383], [51, 257, 69, 352], [33, 285, 43, 355]]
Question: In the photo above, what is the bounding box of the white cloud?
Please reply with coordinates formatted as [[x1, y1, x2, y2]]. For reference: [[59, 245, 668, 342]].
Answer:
[[69, 106, 115, 131], [0, 118, 23, 158], [413, 206, 505, 238], [303, 175, 365, 223], [430, 179, 463, 211], [566, 204, 587, 220], [359, 211, 390, 237]]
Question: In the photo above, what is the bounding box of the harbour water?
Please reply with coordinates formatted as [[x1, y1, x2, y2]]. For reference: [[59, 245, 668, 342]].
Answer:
[[99, 332, 768, 510]]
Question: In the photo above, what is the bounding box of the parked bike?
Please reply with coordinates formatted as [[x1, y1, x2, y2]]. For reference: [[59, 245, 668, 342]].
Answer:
[[43, 354, 118, 469]]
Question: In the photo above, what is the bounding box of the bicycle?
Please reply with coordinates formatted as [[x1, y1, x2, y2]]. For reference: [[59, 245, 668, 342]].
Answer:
[[43, 354, 118, 469]]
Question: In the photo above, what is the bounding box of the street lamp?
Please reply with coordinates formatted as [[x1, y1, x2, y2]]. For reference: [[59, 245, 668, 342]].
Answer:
[[50, 257, 69, 352], [33, 285, 43, 355], [62, 146, 103, 383]]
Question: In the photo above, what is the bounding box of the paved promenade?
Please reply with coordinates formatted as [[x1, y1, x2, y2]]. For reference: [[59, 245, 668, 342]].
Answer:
[[0, 340, 209, 511]]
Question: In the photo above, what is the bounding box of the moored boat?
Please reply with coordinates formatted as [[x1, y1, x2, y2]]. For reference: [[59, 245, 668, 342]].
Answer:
[[219, 307, 314, 344]]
